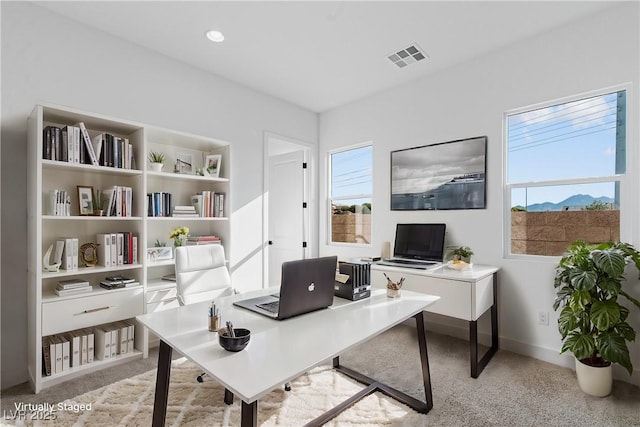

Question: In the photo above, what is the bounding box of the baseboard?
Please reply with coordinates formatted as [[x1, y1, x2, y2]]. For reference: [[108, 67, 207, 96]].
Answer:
[[414, 317, 640, 388]]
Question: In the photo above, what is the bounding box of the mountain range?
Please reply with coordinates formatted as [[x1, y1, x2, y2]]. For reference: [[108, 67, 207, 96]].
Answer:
[[515, 194, 615, 212]]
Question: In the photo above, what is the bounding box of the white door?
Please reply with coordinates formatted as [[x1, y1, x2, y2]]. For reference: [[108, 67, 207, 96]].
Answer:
[[268, 150, 305, 287]]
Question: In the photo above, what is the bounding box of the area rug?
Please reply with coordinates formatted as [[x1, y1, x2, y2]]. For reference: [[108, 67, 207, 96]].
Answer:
[[46, 358, 427, 426]]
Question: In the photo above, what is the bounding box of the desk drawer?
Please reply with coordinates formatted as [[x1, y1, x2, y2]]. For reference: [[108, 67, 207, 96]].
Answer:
[[42, 288, 144, 336], [147, 298, 180, 313], [372, 270, 472, 320], [146, 287, 177, 304]]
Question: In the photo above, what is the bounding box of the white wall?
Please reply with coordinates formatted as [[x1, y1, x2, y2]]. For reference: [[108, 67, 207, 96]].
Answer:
[[319, 3, 640, 385], [0, 2, 318, 390]]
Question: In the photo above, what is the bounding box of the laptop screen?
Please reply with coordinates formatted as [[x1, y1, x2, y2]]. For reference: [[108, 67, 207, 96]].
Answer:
[[393, 223, 446, 262]]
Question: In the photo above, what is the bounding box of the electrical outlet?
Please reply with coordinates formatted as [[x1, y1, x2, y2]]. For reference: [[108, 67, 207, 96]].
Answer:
[[537, 311, 549, 326]]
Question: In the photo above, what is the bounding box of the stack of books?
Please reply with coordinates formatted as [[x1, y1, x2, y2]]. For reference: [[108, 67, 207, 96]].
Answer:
[[55, 279, 92, 296], [185, 235, 221, 246], [99, 275, 140, 290], [172, 205, 198, 218]]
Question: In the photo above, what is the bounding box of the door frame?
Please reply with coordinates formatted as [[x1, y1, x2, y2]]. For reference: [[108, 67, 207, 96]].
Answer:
[[263, 132, 316, 288]]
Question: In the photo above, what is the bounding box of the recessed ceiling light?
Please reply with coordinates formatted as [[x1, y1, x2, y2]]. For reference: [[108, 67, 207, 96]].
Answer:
[[206, 30, 225, 43]]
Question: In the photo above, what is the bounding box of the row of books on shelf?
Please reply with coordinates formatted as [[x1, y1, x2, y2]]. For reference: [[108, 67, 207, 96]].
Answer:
[[96, 232, 138, 266], [146, 191, 226, 218], [97, 186, 133, 217], [147, 192, 172, 217], [48, 189, 71, 216], [42, 123, 136, 169], [46, 186, 133, 217], [191, 191, 225, 217], [42, 321, 135, 376], [55, 275, 140, 296], [185, 235, 221, 245]]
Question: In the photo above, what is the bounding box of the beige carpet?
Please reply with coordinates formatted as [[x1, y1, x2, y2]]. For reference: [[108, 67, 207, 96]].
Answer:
[[35, 358, 427, 426]]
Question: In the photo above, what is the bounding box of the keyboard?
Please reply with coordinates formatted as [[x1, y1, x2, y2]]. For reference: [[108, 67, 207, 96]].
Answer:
[[257, 300, 279, 313]]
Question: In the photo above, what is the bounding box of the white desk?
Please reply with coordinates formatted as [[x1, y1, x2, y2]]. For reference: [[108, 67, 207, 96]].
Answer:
[[371, 263, 499, 378], [137, 289, 439, 427]]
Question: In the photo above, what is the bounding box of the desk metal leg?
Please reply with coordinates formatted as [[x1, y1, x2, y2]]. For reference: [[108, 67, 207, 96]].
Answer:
[[306, 311, 433, 426], [469, 272, 499, 378], [152, 340, 173, 427], [241, 401, 257, 427], [224, 388, 234, 405]]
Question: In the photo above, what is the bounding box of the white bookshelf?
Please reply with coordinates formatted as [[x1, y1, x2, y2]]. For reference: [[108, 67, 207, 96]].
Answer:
[[27, 104, 231, 393]]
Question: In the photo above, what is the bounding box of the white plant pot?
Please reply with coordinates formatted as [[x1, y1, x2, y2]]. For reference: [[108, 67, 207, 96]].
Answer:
[[575, 357, 612, 397], [150, 162, 163, 172]]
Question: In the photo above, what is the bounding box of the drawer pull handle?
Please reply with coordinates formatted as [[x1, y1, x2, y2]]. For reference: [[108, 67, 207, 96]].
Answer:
[[83, 306, 111, 314]]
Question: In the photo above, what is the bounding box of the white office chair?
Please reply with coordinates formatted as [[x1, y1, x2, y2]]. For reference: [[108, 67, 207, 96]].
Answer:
[[174, 244, 233, 306], [174, 244, 234, 396]]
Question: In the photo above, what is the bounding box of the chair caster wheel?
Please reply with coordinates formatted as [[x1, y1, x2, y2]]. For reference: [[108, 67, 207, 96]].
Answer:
[[284, 382, 291, 391], [197, 375, 204, 383]]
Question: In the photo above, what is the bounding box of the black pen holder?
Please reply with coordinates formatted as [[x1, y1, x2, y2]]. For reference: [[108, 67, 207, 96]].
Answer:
[[218, 328, 251, 352]]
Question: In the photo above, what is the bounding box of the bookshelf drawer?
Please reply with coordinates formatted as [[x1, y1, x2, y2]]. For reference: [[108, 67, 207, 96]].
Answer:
[[42, 288, 144, 336]]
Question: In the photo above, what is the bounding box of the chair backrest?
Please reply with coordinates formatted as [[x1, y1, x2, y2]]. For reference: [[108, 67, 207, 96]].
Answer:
[[174, 244, 232, 306]]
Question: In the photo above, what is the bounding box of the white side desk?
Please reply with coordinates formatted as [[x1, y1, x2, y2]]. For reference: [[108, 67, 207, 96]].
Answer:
[[137, 289, 439, 427], [371, 263, 499, 378]]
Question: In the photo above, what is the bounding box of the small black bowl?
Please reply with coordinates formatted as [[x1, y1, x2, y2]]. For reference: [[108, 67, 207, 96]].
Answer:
[[218, 328, 251, 352]]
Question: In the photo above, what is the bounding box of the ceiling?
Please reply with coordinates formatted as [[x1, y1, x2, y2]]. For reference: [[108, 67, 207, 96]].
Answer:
[[34, 1, 617, 113]]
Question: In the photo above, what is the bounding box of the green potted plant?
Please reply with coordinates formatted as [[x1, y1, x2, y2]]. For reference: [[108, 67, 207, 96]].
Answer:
[[553, 240, 640, 396], [451, 246, 473, 263], [148, 151, 165, 172]]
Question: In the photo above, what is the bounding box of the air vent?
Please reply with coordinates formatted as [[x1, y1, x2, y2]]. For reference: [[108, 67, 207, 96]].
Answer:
[[387, 44, 428, 68]]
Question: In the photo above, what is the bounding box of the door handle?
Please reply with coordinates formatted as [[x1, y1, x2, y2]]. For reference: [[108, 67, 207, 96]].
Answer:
[[268, 240, 273, 245]]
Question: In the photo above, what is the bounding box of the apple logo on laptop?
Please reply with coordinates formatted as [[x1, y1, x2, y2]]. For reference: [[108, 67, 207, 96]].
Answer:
[[308, 282, 315, 292]]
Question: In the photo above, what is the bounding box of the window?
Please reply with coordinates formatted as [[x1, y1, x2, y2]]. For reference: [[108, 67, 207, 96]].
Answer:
[[329, 144, 372, 244], [505, 89, 626, 256]]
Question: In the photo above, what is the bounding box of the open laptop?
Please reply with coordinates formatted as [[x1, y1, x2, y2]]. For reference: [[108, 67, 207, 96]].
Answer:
[[233, 256, 338, 320], [376, 223, 446, 270]]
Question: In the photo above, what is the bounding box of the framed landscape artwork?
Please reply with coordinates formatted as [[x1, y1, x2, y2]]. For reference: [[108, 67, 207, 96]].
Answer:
[[390, 136, 487, 210]]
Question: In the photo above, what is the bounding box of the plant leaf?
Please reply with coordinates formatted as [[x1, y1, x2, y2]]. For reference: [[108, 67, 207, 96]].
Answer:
[[591, 249, 625, 278], [558, 305, 578, 338], [597, 277, 622, 298], [590, 299, 620, 331], [597, 331, 633, 375], [569, 289, 591, 312], [562, 331, 595, 360], [570, 270, 597, 291]]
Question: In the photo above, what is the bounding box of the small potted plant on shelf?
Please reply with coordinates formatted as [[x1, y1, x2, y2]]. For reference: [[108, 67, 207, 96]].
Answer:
[[92, 189, 105, 216], [553, 240, 640, 396], [148, 151, 165, 172]]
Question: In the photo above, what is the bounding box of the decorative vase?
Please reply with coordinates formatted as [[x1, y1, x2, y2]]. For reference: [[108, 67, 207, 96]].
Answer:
[[174, 235, 187, 248], [387, 288, 401, 298], [150, 162, 163, 172], [575, 357, 612, 397]]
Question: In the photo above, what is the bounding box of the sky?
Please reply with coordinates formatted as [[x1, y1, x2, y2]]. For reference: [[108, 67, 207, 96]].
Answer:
[[508, 90, 622, 206]]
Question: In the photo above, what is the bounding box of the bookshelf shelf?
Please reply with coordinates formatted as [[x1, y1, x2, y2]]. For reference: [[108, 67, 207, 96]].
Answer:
[[147, 170, 229, 183], [42, 216, 143, 221], [42, 159, 143, 177], [28, 103, 231, 393]]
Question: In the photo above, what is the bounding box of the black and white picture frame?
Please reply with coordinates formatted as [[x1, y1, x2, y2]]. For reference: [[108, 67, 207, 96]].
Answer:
[[77, 185, 94, 215], [203, 154, 222, 178], [390, 136, 487, 210], [175, 153, 193, 174]]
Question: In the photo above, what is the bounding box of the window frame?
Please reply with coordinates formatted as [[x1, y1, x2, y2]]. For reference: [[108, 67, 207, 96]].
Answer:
[[503, 85, 632, 260], [327, 141, 373, 246]]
